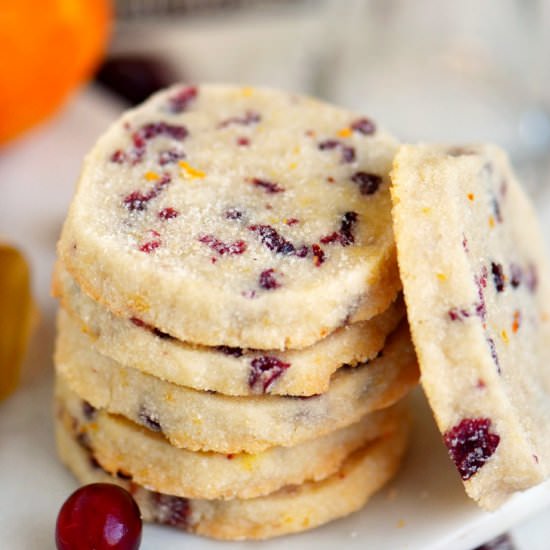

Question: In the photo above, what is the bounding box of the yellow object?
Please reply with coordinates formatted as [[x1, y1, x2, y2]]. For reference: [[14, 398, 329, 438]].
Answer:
[[0, 243, 34, 401]]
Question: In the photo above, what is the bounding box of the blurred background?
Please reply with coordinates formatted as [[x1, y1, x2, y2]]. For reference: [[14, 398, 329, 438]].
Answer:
[[2, 0, 550, 190], [1, 2, 550, 549]]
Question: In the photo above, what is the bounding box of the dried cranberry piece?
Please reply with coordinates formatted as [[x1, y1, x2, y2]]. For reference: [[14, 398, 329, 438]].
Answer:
[[510, 263, 522, 288], [251, 178, 285, 194], [138, 406, 162, 433], [237, 136, 250, 146], [318, 139, 356, 163], [110, 149, 126, 163], [285, 218, 299, 226], [259, 268, 281, 290], [448, 307, 471, 321], [486, 337, 501, 374], [56, 483, 142, 550], [491, 262, 505, 292], [82, 401, 96, 420], [351, 117, 376, 135], [138, 121, 188, 141], [351, 172, 382, 195], [158, 149, 185, 165], [312, 243, 325, 267], [139, 240, 161, 253], [474, 533, 515, 550], [320, 211, 358, 247], [443, 418, 500, 480], [123, 173, 172, 211], [167, 85, 198, 113], [218, 110, 261, 128], [150, 492, 191, 528], [225, 208, 243, 220], [526, 263, 538, 292], [198, 234, 247, 256], [159, 207, 179, 220], [492, 198, 503, 223], [248, 224, 301, 256], [216, 345, 244, 358], [249, 356, 290, 393]]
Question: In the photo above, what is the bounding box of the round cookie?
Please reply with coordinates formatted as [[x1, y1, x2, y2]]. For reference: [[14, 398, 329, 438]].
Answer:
[[55, 416, 409, 541], [56, 376, 406, 500], [57, 84, 401, 350], [54, 265, 404, 396], [391, 144, 550, 509], [55, 311, 418, 453]]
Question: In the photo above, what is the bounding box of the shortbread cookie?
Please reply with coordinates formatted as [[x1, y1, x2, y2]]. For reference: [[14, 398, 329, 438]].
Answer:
[[55, 312, 418, 453], [57, 84, 401, 350], [391, 144, 550, 509], [54, 265, 404, 396], [56, 416, 409, 540], [57, 377, 406, 500]]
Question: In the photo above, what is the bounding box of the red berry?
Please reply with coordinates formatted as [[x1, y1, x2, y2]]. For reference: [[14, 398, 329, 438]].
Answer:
[[56, 483, 142, 550]]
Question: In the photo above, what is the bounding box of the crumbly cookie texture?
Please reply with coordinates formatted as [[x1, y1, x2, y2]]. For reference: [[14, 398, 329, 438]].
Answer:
[[57, 84, 401, 350], [56, 376, 406, 500], [54, 265, 404, 396], [55, 311, 418, 453], [55, 415, 409, 540], [391, 144, 550, 509]]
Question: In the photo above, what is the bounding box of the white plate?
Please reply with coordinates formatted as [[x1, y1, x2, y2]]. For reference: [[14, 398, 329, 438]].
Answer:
[[1, 86, 550, 550]]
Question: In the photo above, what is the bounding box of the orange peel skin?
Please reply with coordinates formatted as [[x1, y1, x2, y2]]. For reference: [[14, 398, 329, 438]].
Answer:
[[0, 243, 35, 401]]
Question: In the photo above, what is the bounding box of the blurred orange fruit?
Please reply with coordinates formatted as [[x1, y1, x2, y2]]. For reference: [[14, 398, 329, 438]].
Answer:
[[0, 0, 112, 145]]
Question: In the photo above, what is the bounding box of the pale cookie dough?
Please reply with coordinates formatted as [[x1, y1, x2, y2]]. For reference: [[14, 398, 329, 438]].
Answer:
[[56, 376, 407, 500], [57, 84, 401, 350], [55, 313, 418, 453], [54, 265, 404, 396], [391, 144, 550, 509], [55, 416, 409, 540]]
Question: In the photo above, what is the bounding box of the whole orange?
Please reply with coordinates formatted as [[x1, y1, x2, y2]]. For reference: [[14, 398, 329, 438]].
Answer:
[[0, 0, 111, 145]]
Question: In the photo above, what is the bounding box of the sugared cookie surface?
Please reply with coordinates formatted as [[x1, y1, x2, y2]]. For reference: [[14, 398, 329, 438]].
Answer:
[[391, 144, 550, 509], [58, 84, 400, 349]]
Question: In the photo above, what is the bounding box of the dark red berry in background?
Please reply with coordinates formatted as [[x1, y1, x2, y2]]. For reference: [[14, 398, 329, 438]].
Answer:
[[56, 483, 142, 550]]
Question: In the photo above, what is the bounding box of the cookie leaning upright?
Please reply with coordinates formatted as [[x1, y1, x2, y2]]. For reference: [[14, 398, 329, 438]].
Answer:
[[57, 85, 400, 350], [390, 144, 550, 509]]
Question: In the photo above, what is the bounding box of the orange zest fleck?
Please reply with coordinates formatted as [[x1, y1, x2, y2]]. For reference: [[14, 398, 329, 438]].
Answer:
[[467, 193, 475, 201], [337, 127, 352, 138], [512, 310, 521, 333], [501, 329, 509, 344], [488, 216, 495, 228], [289, 162, 297, 170], [179, 160, 206, 179], [241, 86, 254, 97], [436, 272, 447, 281], [145, 171, 159, 181]]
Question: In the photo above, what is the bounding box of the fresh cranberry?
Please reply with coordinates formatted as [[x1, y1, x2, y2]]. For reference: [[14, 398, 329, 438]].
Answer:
[[55, 483, 142, 550], [443, 418, 500, 480]]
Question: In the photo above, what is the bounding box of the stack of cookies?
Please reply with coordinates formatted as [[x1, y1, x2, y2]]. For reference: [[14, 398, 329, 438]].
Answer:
[[52, 85, 419, 540]]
